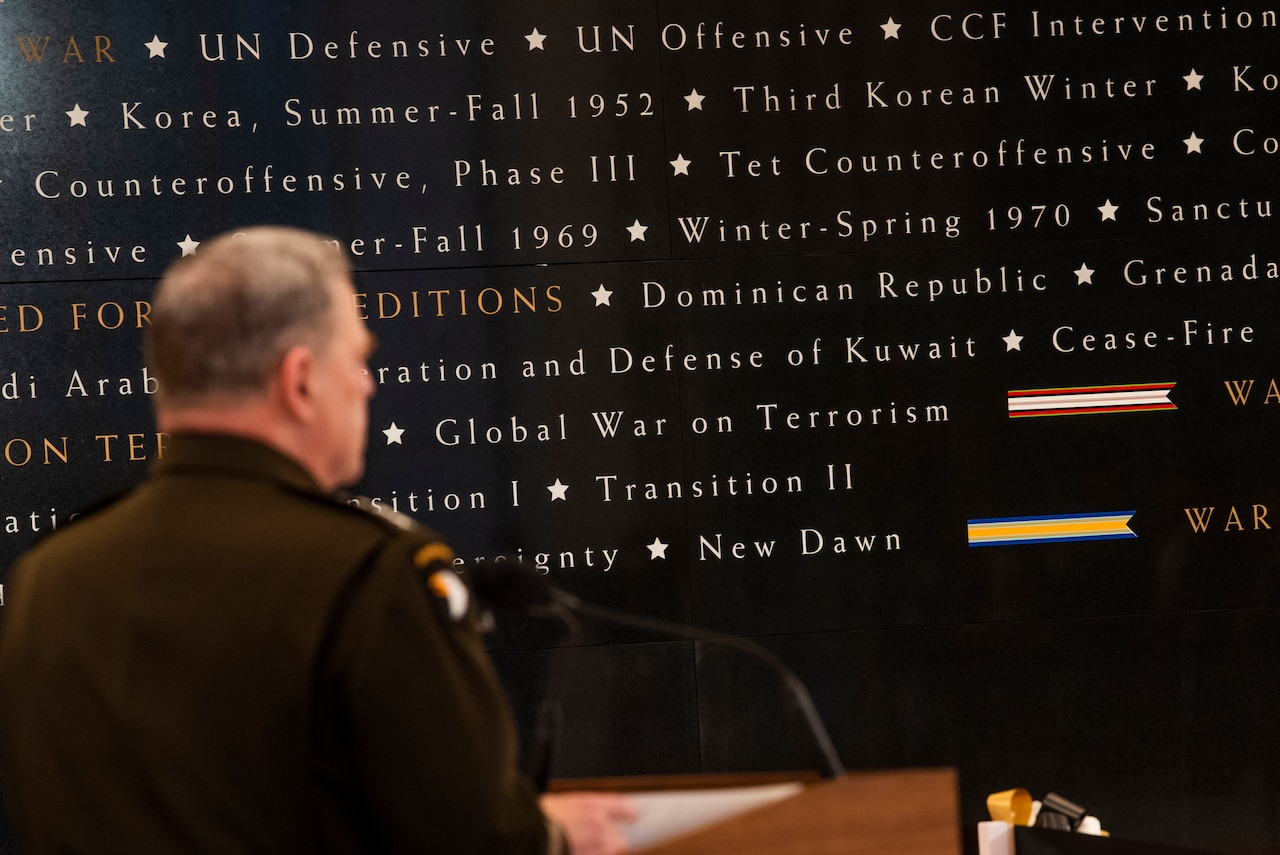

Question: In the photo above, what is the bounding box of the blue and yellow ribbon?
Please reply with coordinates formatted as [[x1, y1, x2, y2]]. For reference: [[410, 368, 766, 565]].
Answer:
[[968, 511, 1136, 547]]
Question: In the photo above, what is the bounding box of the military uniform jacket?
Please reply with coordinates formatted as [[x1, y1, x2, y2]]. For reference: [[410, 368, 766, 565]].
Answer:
[[0, 433, 550, 854]]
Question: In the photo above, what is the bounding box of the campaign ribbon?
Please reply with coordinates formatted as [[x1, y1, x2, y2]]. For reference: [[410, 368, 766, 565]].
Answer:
[[1008, 382, 1175, 418], [968, 511, 1136, 547]]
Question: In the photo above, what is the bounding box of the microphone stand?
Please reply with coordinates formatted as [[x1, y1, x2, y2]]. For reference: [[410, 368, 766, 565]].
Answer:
[[524, 601, 579, 793]]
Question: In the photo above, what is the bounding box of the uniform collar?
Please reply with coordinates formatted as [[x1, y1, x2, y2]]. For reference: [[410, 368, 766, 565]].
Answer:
[[152, 433, 324, 495]]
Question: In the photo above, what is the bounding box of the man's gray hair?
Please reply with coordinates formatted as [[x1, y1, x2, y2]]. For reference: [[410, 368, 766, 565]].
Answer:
[[146, 226, 352, 406]]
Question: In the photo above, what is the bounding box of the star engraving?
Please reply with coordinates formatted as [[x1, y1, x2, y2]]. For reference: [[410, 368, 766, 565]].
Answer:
[[1075, 263, 1095, 285], [145, 35, 168, 58], [66, 104, 89, 127], [1003, 330, 1024, 352], [647, 538, 669, 560], [177, 234, 201, 256], [625, 219, 648, 242], [547, 479, 569, 501], [1098, 200, 1119, 221], [1183, 132, 1204, 154], [669, 154, 692, 176], [525, 28, 547, 50], [1183, 69, 1204, 90], [383, 423, 405, 445], [684, 89, 705, 110], [591, 285, 613, 306], [881, 18, 902, 39]]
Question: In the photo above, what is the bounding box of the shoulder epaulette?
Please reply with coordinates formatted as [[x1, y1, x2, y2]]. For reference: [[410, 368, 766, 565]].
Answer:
[[329, 492, 453, 556]]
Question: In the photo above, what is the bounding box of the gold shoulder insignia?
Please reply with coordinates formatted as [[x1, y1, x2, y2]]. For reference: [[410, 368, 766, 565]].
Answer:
[[414, 542, 456, 569]]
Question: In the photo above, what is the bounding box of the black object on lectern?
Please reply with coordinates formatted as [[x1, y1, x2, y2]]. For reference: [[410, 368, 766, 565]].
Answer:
[[1014, 827, 1229, 855]]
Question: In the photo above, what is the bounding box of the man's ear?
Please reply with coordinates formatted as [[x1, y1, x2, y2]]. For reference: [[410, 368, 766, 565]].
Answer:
[[276, 344, 316, 421]]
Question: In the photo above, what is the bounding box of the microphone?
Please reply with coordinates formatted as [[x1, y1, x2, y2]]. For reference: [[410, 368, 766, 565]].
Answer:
[[464, 559, 846, 781], [466, 556, 556, 612]]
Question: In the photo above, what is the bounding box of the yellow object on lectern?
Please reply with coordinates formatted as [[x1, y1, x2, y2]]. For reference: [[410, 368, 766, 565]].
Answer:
[[986, 789, 1034, 825]]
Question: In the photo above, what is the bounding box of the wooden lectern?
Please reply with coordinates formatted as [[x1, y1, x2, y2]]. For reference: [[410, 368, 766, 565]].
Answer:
[[553, 767, 960, 855]]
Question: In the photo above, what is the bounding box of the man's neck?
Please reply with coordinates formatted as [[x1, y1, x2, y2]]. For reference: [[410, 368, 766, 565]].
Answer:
[[156, 400, 320, 486]]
